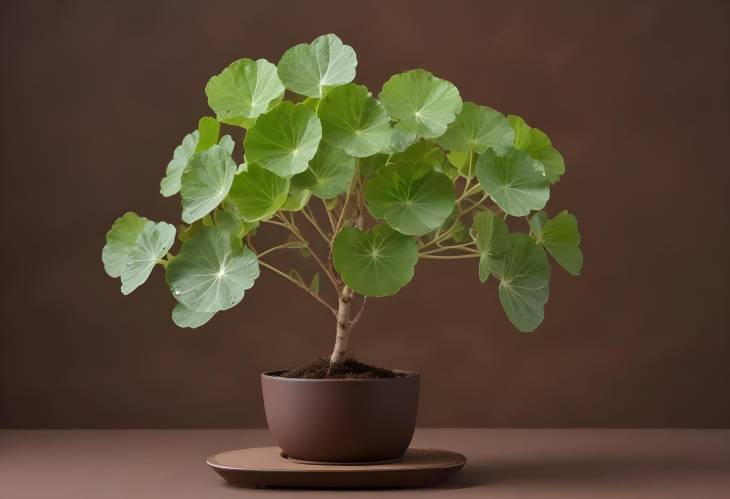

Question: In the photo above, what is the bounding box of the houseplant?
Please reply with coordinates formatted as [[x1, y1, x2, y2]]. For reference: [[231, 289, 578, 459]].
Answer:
[[102, 34, 582, 463]]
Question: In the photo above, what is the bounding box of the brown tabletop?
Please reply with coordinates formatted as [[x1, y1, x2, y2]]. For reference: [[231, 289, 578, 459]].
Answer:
[[1, 429, 728, 498]]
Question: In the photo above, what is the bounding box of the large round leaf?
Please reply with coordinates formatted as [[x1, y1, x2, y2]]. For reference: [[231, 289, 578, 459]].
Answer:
[[172, 303, 216, 329], [181, 145, 237, 223], [472, 209, 509, 283], [318, 83, 392, 157], [243, 102, 322, 177], [365, 162, 455, 236], [291, 144, 355, 199], [497, 234, 550, 332], [437, 102, 514, 154], [227, 163, 290, 222], [166, 227, 260, 313], [332, 224, 418, 297], [476, 148, 550, 217], [277, 34, 357, 98], [379, 69, 462, 139], [508, 115, 565, 183], [205, 58, 285, 127], [530, 210, 583, 275], [102, 212, 149, 278], [121, 221, 176, 295]]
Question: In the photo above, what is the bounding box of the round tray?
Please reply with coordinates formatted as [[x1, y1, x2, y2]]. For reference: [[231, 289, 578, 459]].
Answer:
[[207, 446, 466, 488]]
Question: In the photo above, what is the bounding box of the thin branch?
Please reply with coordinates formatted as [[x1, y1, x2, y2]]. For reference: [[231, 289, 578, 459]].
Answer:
[[259, 260, 338, 317], [256, 242, 302, 259], [321, 198, 337, 232], [349, 296, 367, 330], [299, 207, 331, 244], [418, 253, 481, 260], [335, 159, 359, 234], [419, 242, 479, 255]]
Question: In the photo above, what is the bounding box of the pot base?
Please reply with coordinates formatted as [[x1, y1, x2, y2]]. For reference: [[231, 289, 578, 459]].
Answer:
[[207, 446, 466, 489], [281, 452, 401, 466]]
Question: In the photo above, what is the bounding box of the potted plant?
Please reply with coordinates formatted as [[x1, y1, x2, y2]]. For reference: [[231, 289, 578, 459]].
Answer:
[[102, 34, 582, 464]]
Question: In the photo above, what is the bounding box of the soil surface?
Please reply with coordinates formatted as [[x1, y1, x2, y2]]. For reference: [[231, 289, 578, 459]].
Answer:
[[276, 358, 406, 379]]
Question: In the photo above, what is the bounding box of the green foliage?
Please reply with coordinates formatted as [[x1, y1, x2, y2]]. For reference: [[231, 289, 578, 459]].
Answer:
[[333, 224, 418, 297], [103, 33, 581, 336]]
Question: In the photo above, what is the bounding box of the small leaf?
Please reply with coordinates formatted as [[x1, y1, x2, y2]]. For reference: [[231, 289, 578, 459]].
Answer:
[[390, 141, 444, 170], [227, 163, 290, 222], [437, 102, 514, 154], [508, 115, 565, 183], [181, 145, 237, 223], [472, 210, 509, 283], [160, 130, 198, 197], [102, 212, 149, 278], [379, 69, 462, 139], [205, 58, 285, 127], [172, 303, 216, 329], [318, 83, 392, 157], [288, 269, 305, 285], [365, 162, 455, 236], [332, 224, 418, 297], [291, 143, 355, 199], [476, 148, 550, 217], [383, 123, 418, 154], [281, 184, 311, 212], [195, 117, 220, 153], [277, 34, 357, 98], [243, 101, 322, 177], [166, 228, 260, 313], [309, 272, 320, 295], [121, 221, 176, 295], [530, 210, 583, 275], [497, 234, 551, 332]]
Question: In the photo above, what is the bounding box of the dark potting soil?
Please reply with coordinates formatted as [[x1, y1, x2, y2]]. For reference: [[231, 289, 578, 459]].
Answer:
[[277, 358, 406, 379]]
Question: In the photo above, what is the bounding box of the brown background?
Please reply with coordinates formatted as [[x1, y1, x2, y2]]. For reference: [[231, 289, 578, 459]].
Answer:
[[1, 0, 728, 428]]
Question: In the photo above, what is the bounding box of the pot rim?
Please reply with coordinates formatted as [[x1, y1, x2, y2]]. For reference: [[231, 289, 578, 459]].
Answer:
[[261, 369, 419, 383]]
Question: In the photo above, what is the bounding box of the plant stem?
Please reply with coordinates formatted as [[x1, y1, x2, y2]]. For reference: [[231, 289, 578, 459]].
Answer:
[[334, 159, 359, 235], [329, 285, 353, 365], [299, 208, 331, 244], [321, 198, 337, 232], [418, 253, 481, 260], [256, 242, 301, 259], [259, 260, 338, 317], [419, 242, 478, 255]]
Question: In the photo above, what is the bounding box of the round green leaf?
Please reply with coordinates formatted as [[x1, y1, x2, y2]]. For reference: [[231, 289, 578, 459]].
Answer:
[[172, 303, 216, 329], [277, 34, 357, 98], [379, 69, 462, 139], [365, 162, 455, 236], [121, 221, 176, 295], [476, 148, 550, 217], [227, 163, 290, 222], [472, 209, 509, 283], [205, 58, 285, 127], [332, 224, 418, 297], [437, 102, 514, 154], [497, 234, 551, 332], [181, 145, 237, 223], [195, 116, 220, 153], [318, 83, 392, 157], [160, 130, 198, 197], [291, 143, 355, 199], [383, 123, 418, 154], [508, 115, 565, 183], [530, 210, 583, 275], [243, 102, 322, 177], [390, 141, 444, 169], [166, 227, 260, 313], [102, 212, 149, 278]]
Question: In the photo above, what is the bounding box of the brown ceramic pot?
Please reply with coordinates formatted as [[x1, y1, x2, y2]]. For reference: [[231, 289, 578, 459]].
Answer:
[[261, 370, 420, 463]]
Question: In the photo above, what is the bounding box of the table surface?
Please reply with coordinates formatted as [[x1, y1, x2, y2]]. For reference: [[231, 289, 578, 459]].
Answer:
[[2, 429, 729, 499]]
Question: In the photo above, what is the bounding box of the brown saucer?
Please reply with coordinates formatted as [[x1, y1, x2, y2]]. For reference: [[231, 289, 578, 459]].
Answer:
[[207, 446, 466, 488]]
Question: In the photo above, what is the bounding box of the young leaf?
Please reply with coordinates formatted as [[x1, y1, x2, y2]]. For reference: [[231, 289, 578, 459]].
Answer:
[[288, 269, 305, 285], [172, 303, 216, 329], [390, 141, 444, 169], [281, 185, 311, 211], [166, 228, 260, 313], [497, 234, 551, 332], [291, 144, 355, 199], [332, 224, 418, 297], [476, 148, 550, 217], [309, 273, 320, 295], [102, 212, 149, 278], [180, 145, 237, 223], [383, 123, 418, 154], [530, 210, 583, 275], [365, 162, 455, 236], [227, 163, 290, 222], [195, 117, 220, 153], [472, 210, 509, 283], [379, 69, 462, 139], [318, 83, 392, 157], [437, 102, 514, 154], [508, 115, 565, 183], [205, 58, 285, 127], [120, 221, 176, 295], [243, 101, 322, 177], [277, 34, 357, 98], [160, 131, 198, 197]]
